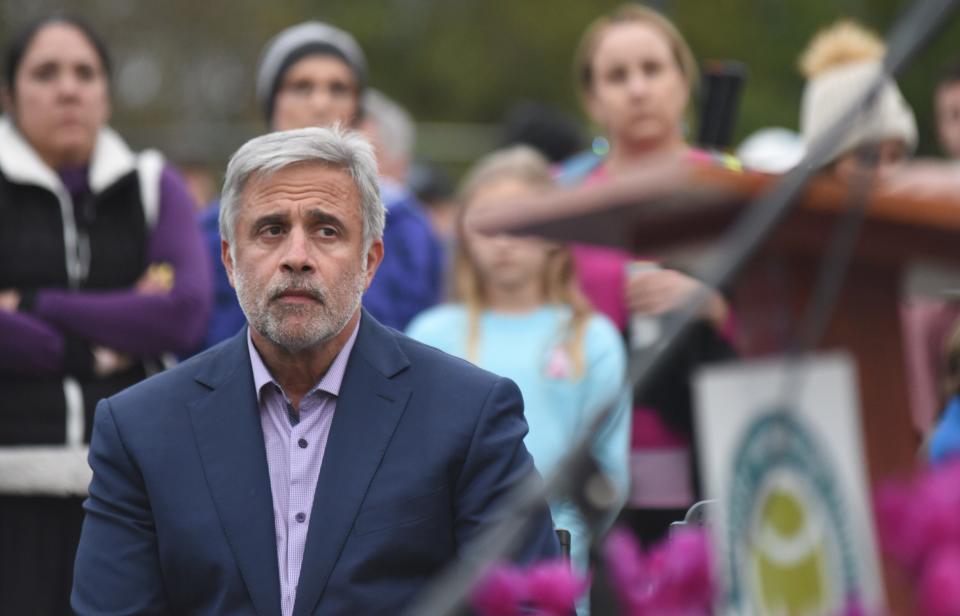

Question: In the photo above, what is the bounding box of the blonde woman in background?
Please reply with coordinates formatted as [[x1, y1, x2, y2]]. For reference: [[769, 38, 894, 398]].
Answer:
[[407, 146, 630, 595], [558, 3, 737, 546]]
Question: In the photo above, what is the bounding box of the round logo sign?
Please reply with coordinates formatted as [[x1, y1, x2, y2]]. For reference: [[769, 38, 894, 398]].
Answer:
[[724, 410, 859, 614]]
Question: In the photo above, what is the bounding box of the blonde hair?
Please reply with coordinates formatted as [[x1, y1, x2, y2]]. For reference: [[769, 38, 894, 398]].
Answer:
[[798, 20, 885, 79], [574, 4, 699, 99], [452, 146, 593, 376]]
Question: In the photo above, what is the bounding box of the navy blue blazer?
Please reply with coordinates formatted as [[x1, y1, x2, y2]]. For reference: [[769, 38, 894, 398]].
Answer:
[[72, 311, 559, 615]]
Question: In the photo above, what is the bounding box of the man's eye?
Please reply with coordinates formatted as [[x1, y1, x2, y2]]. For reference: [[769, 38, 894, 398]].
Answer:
[[261, 225, 284, 236], [318, 227, 338, 238]]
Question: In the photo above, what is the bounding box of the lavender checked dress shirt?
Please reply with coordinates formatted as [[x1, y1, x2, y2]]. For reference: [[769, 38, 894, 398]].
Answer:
[[247, 322, 359, 616]]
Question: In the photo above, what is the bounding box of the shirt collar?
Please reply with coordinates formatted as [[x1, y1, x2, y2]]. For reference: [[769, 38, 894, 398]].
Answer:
[[247, 317, 361, 404]]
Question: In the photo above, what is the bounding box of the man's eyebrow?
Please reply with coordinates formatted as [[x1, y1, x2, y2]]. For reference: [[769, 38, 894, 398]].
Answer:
[[305, 210, 347, 230], [250, 212, 288, 230]]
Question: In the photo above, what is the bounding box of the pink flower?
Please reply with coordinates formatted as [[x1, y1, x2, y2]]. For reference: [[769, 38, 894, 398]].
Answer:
[[658, 528, 713, 596], [526, 561, 588, 615], [470, 564, 527, 616], [911, 473, 960, 552], [874, 479, 916, 567], [603, 526, 714, 615], [604, 527, 655, 612], [469, 559, 588, 616], [874, 461, 960, 615], [918, 545, 960, 616], [876, 461, 960, 572]]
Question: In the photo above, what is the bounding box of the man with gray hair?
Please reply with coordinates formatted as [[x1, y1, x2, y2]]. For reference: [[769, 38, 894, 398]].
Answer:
[[360, 88, 444, 330], [199, 22, 441, 348], [362, 88, 416, 183], [72, 127, 560, 616]]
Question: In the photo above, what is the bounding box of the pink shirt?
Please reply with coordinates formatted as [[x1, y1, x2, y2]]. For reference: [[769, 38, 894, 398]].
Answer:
[[569, 153, 738, 446], [570, 163, 631, 333], [247, 322, 359, 616], [568, 153, 736, 507], [569, 163, 684, 449], [901, 299, 960, 433]]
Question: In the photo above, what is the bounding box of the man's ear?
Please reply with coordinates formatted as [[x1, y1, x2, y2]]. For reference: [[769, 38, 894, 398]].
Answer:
[[363, 239, 384, 290], [221, 240, 236, 289]]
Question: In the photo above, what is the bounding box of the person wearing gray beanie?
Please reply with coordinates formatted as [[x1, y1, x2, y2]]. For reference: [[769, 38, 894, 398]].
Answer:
[[255, 21, 368, 129], [200, 19, 442, 353]]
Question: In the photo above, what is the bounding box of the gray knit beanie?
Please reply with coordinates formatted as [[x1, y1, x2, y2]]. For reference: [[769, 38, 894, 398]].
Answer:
[[256, 21, 368, 124]]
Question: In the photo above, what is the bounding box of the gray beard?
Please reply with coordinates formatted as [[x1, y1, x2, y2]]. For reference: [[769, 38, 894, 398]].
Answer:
[[235, 266, 365, 353]]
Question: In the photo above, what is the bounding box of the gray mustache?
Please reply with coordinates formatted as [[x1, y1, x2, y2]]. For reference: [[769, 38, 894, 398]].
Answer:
[[268, 278, 326, 303]]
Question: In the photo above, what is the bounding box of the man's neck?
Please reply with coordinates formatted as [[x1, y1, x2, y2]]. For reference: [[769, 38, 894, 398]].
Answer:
[[251, 310, 360, 408]]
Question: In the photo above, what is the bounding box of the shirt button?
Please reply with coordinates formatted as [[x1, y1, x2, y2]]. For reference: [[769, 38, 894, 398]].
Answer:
[[298, 438, 308, 449], [295, 512, 306, 523]]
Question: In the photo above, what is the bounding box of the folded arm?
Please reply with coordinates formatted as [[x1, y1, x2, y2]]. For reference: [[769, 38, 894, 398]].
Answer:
[[30, 166, 213, 356], [0, 309, 91, 376]]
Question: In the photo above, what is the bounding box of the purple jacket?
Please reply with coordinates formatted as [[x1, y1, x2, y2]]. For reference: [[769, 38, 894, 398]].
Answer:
[[0, 141, 211, 375]]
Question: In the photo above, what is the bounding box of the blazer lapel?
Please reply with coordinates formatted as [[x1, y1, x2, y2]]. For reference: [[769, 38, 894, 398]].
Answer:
[[189, 330, 282, 616], [293, 312, 411, 616]]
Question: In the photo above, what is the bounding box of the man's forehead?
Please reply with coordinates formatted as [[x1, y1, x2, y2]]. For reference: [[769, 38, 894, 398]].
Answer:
[[240, 163, 360, 211], [246, 162, 354, 192]]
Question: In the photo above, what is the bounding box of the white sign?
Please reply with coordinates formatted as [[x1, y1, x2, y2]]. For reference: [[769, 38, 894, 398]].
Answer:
[[694, 353, 885, 616]]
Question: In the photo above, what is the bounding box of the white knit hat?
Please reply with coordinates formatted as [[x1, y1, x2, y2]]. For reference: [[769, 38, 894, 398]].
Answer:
[[800, 60, 917, 165]]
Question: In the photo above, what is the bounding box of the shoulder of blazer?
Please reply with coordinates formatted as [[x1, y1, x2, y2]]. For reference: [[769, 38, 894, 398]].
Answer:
[[107, 328, 250, 415], [349, 310, 411, 379]]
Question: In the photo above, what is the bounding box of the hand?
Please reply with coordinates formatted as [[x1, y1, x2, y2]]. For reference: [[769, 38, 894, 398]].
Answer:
[[0, 289, 20, 312], [625, 268, 728, 326], [136, 263, 175, 295], [883, 160, 960, 199], [626, 268, 699, 315], [92, 346, 134, 377]]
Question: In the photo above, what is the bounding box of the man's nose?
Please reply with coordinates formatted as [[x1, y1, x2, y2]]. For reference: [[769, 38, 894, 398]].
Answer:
[[279, 228, 315, 273]]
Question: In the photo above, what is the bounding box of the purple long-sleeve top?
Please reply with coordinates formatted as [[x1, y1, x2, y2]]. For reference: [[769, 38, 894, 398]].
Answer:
[[0, 164, 212, 375]]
